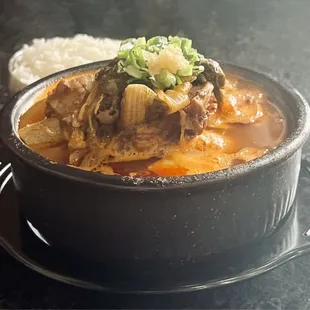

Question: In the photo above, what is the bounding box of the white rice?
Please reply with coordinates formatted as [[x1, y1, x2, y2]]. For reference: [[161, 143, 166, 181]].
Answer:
[[9, 34, 121, 93]]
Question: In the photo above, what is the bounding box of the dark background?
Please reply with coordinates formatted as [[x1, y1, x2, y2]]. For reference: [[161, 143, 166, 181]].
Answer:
[[1, 0, 310, 308]]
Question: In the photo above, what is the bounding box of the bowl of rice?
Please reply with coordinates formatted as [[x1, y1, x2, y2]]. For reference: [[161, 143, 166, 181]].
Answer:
[[8, 34, 121, 93]]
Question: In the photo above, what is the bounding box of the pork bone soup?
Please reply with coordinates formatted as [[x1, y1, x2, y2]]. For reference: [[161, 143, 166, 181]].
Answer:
[[18, 36, 287, 177]]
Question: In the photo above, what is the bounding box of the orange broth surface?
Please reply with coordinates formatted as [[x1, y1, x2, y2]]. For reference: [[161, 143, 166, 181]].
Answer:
[[19, 73, 287, 177]]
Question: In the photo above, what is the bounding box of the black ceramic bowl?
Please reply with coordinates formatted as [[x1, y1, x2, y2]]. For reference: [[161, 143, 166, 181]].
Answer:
[[1, 61, 309, 265]]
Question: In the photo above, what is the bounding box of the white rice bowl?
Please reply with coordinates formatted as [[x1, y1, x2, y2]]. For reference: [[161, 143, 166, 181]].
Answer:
[[8, 34, 121, 93]]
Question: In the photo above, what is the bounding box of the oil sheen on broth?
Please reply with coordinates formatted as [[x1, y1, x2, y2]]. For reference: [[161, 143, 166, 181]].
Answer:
[[19, 75, 286, 177]]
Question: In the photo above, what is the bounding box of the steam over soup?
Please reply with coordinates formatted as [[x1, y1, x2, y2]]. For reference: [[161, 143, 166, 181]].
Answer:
[[18, 36, 287, 177]]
